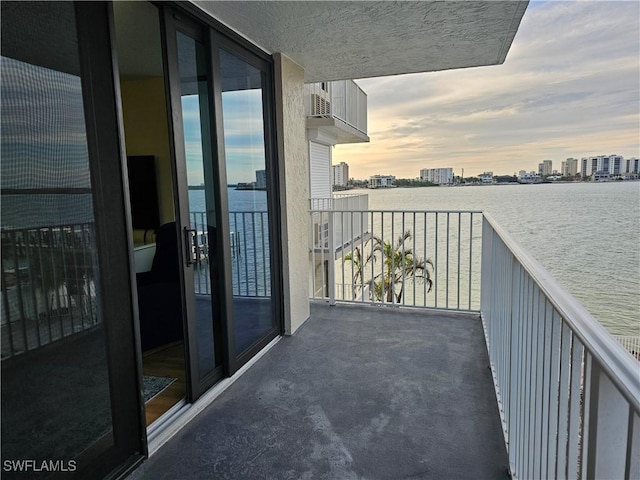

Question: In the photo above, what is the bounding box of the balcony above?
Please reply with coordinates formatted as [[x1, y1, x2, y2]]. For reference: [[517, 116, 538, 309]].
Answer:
[[306, 80, 369, 144], [129, 303, 509, 479], [310, 194, 371, 260]]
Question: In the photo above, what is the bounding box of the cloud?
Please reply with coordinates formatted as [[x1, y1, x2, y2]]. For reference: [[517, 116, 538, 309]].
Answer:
[[182, 89, 266, 185], [334, 1, 640, 178]]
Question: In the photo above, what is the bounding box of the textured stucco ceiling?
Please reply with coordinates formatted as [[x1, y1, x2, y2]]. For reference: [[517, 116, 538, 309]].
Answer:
[[191, 1, 528, 82]]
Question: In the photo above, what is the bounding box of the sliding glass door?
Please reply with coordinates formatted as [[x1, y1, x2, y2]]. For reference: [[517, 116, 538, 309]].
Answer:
[[1, 2, 143, 478], [215, 44, 279, 364], [164, 8, 280, 397], [165, 15, 225, 399]]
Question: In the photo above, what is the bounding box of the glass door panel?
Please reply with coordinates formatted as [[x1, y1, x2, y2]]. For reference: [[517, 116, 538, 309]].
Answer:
[[218, 49, 276, 357], [176, 31, 221, 378], [167, 18, 224, 398], [1, 1, 142, 475]]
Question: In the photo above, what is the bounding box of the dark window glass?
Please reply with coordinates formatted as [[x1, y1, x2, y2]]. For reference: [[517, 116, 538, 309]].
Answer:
[[219, 49, 276, 355], [176, 30, 221, 377], [1, 1, 114, 464]]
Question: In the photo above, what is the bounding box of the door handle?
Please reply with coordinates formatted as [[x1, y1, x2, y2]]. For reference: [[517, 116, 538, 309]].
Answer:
[[183, 227, 196, 267]]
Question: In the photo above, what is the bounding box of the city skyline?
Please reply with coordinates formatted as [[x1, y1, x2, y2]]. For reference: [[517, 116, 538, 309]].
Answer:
[[337, 152, 638, 181], [333, 0, 640, 178]]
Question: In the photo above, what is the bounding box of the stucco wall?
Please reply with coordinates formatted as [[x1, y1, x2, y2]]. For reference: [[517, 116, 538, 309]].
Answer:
[[274, 53, 310, 335]]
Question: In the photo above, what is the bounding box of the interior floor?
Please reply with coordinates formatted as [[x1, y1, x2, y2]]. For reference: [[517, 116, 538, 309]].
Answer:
[[143, 342, 187, 426]]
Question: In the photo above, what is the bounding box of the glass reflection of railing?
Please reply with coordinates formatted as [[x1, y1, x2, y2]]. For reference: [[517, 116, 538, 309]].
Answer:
[[190, 211, 270, 298], [1, 224, 100, 359]]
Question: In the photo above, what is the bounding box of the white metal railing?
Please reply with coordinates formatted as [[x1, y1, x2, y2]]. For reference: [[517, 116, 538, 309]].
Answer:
[[613, 336, 640, 359], [305, 80, 367, 134], [309, 207, 639, 476], [310, 209, 483, 311], [310, 195, 370, 264], [481, 212, 640, 479], [309, 193, 368, 211]]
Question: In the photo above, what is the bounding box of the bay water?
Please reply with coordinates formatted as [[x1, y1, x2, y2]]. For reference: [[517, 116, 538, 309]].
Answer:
[[355, 182, 639, 336], [193, 182, 639, 336]]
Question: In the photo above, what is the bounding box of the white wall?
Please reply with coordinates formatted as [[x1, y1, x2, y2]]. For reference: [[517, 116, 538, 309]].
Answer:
[[274, 53, 310, 335]]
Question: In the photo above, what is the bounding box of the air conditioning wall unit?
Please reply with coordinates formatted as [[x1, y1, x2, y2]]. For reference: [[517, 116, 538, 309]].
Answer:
[[311, 93, 331, 116]]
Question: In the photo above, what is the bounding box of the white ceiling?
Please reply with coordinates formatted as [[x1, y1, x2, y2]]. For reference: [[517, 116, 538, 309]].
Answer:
[[191, 1, 529, 82]]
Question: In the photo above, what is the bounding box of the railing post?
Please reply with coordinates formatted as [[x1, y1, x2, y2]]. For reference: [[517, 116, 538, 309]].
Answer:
[[480, 214, 493, 322], [502, 256, 522, 475], [328, 211, 336, 306], [584, 362, 631, 479], [509, 261, 522, 476], [628, 413, 640, 479]]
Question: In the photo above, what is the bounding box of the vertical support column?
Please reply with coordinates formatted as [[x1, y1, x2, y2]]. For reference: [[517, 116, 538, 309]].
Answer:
[[585, 363, 631, 479], [480, 215, 493, 322], [273, 53, 310, 335], [508, 261, 521, 476], [627, 412, 640, 480], [328, 212, 336, 306]]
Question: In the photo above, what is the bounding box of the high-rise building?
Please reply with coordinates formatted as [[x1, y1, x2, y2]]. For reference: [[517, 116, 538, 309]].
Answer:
[[538, 160, 552, 176], [561, 158, 578, 177], [255, 169, 267, 189], [419, 167, 453, 185], [581, 155, 625, 178], [332, 162, 349, 187], [627, 158, 639, 174]]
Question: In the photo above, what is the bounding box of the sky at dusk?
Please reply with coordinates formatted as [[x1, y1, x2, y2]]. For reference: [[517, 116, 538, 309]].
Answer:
[[333, 0, 640, 179]]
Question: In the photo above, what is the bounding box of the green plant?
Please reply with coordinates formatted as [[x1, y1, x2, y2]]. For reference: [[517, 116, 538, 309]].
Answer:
[[344, 230, 433, 303]]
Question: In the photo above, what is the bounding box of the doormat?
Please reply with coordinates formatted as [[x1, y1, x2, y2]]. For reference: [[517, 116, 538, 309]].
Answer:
[[143, 375, 177, 403]]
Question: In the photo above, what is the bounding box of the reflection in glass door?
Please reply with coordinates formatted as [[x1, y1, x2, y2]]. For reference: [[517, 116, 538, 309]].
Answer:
[[218, 47, 277, 359], [166, 10, 280, 391], [1, 2, 142, 476]]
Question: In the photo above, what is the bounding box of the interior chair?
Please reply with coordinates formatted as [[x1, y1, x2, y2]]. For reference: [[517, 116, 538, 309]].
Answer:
[[136, 222, 184, 352]]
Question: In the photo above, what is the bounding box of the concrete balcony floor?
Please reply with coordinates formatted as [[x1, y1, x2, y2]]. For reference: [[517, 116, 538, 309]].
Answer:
[[132, 303, 509, 479]]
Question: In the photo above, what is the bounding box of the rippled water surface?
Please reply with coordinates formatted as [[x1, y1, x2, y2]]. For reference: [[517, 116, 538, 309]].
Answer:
[[358, 182, 640, 335]]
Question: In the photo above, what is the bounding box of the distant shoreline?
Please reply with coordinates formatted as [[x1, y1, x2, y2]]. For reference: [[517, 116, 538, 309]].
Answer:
[[385, 179, 640, 189]]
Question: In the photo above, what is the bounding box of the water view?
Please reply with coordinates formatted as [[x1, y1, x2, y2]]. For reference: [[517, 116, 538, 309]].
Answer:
[[356, 181, 639, 336], [192, 182, 638, 336]]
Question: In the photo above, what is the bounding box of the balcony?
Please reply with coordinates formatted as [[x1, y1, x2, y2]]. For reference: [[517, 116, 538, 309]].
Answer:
[[130, 302, 509, 479], [307, 207, 640, 478], [311, 193, 369, 248], [305, 80, 369, 143], [131, 208, 640, 478], [3, 210, 638, 478]]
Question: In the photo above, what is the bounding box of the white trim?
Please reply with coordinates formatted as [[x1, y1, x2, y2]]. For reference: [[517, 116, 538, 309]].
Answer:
[[146, 335, 282, 456]]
